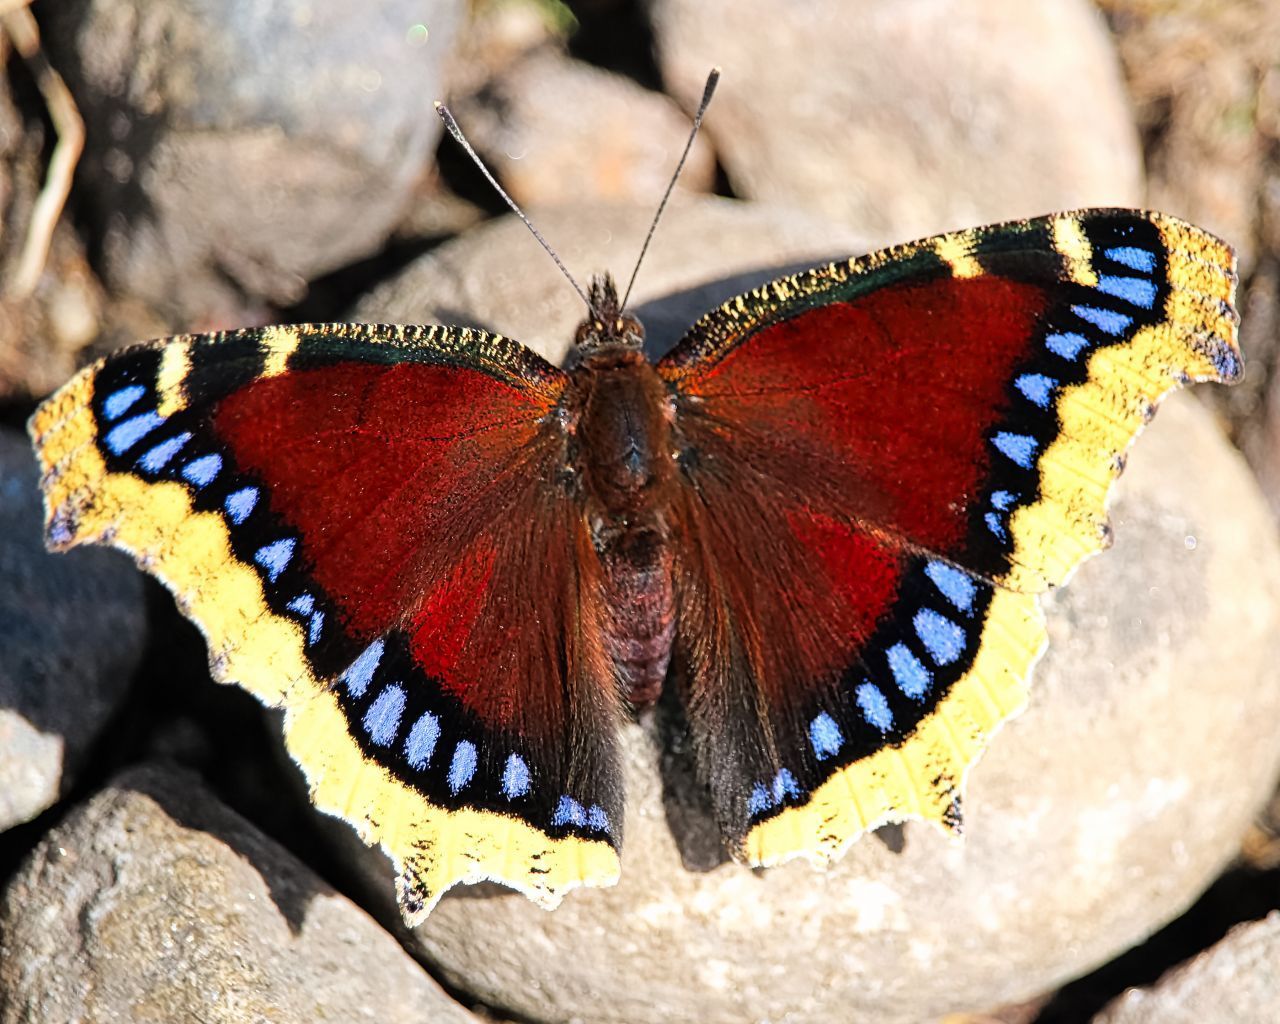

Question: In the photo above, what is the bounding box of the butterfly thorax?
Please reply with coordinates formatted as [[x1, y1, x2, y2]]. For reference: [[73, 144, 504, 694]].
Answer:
[[562, 281, 678, 706]]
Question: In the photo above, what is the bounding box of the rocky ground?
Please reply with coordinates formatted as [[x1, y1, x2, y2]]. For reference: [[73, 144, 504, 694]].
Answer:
[[1, 0, 1278, 1021]]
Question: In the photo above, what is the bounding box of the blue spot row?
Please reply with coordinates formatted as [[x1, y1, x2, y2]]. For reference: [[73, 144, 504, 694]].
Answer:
[[799, 565, 979, 783], [99, 385, 290, 608], [1042, 253, 1150, 365], [334, 641, 609, 833], [115, 406, 227, 500], [100, 390, 279, 598], [352, 671, 529, 804]]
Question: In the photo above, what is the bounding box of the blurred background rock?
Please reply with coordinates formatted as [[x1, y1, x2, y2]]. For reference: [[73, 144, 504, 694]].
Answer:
[[1, 0, 1278, 1021]]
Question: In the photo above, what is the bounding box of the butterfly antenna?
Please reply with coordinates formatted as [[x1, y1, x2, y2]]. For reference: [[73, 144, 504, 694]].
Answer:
[[619, 66, 721, 311], [434, 101, 597, 317]]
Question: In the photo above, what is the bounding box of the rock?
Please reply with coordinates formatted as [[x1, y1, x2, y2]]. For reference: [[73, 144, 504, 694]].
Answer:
[[0, 430, 146, 832], [349, 200, 1280, 1024], [0, 764, 479, 1024], [443, 46, 715, 210], [42, 0, 462, 324], [1093, 913, 1280, 1024], [353, 195, 871, 362], [648, 0, 1143, 243]]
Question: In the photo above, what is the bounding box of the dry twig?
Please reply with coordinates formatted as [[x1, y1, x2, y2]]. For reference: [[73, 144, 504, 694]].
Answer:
[[1, 0, 84, 298]]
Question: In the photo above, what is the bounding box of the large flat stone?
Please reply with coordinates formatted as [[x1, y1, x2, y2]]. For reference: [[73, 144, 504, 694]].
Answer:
[[649, 0, 1142, 243], [43, 0, 461, 323], [1094, 913, 1280, 1023], [352, 198, 1280, 1023], [443, 42, 715, 209], [0, 764, 478, 1023]]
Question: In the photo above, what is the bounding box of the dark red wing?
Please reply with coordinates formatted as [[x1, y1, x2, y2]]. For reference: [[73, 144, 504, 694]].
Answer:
[[30, 323, 623, 920], [665, 275, 1048, 565], [658, 211, 1239, 861]]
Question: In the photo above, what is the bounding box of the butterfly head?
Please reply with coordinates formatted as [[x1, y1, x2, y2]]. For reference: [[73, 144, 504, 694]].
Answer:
[[573, 274, 646, 355]]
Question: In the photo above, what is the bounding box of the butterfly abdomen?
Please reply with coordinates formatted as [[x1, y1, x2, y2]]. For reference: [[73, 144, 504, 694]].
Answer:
[[566, 343, 680, 705], [598, 527, 676, 706]]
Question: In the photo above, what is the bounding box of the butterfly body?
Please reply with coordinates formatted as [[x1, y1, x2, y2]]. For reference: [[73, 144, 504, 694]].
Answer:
[[560, 275, 680, 705], [29, 209, 1240, 923]]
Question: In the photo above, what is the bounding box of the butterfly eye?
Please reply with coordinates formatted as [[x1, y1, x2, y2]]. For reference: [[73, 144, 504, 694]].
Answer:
[[615, 318, 625, 332], [593, 321, 604, 333]]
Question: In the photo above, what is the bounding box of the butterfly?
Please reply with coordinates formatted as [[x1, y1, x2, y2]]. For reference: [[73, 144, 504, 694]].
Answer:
[[28, 205, 1240, 924]]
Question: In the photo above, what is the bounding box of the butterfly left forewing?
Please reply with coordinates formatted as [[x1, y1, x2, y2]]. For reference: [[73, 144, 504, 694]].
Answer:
[[31, 323, 623, 922], [660, 210, 1240, 866]]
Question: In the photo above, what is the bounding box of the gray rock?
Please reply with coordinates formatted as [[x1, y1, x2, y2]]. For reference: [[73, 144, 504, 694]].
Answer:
[[352, 195, 872, 363], [0, 764, 479, 1024], [0, 429, 145, 832], [44, 0, 461, 322], [1093, 913, 1280, 1024], [350, 200, 1280, 1023], [649, 0, 1143, 243], [444, 47, 715, 209]]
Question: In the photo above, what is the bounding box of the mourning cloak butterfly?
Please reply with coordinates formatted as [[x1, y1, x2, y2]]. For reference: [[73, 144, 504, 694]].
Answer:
[[29, 91, 1240, 924]]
